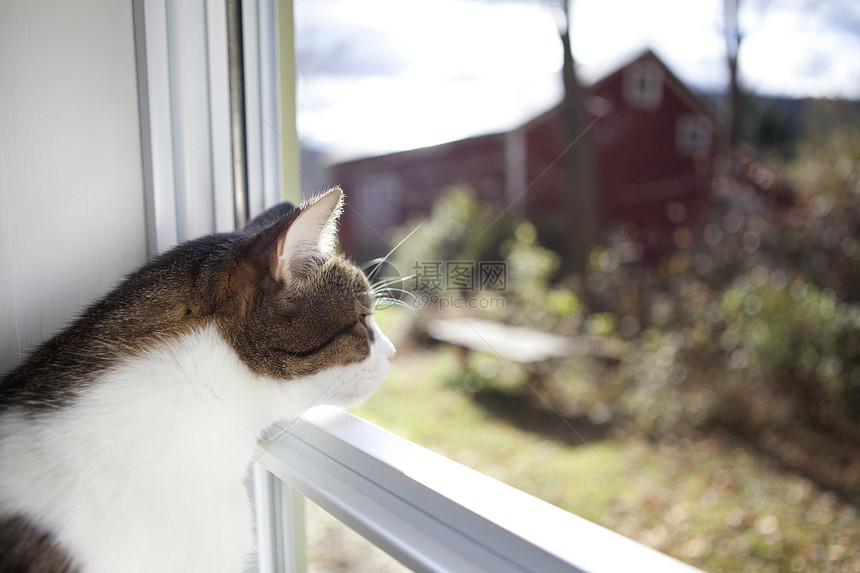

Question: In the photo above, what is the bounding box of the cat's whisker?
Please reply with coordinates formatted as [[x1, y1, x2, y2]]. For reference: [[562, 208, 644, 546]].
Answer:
[[373, 293, 416, 311], [256, 419, 302, 456], [360, 257, 387, 273], [372, 274, 416, 293], [254, 417, 306, 459], [374, 287, 418, 304], [256, 365, 355, 459], [372, 292, 413, 308], [266, 388, 349, 464], [375, 285, 415, 297], [373, 297, 417, 314], [371, 272, 418, 313], [286, 418, 316, 469], [365, 223, 422, 282]]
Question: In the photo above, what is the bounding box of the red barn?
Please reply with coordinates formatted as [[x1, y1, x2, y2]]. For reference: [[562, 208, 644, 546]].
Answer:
[[330, 50, 719, 260]]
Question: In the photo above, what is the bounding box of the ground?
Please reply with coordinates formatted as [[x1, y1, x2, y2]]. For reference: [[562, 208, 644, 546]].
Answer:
[[305, 309, 860, 572]]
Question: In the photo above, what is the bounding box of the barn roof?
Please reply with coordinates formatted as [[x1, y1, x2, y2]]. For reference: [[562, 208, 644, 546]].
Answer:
[[333, 48, 719, 168]]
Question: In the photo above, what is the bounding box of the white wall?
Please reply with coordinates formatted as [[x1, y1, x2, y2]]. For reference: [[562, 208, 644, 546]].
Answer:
[[0, 1, 147, 373]]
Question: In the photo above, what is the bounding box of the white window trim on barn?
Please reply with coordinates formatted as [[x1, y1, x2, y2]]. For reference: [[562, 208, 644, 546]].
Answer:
[[622, 61, 664, 112], [676, 114, 714, 157]]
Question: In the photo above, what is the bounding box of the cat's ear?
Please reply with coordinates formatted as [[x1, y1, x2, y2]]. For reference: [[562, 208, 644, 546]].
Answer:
[[274, 187, 343, 281]]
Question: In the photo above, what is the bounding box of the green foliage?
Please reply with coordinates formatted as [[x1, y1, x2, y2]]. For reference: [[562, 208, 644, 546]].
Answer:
[[587, 110, 860, 436], [716, 278, 860, 425], [742, 97, 799, 156], [374, 106, 860, 570], [375, 106, 860, 571], [389, 186, 583, 328], [360, 324, 860, 573], [500, 221, 582, 332], [388, 102, 860, 438], [389, 186, 502, 283], [611, 267, 860, 435]]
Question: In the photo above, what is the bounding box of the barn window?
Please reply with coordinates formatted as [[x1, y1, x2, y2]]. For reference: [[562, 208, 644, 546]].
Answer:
[[623, 61, 663, 111], [676, 114, 713, 156]]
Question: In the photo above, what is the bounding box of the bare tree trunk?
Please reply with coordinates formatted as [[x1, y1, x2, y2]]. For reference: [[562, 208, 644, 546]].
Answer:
[[558, 0, 600, 273], [724, 0, 744, 154]]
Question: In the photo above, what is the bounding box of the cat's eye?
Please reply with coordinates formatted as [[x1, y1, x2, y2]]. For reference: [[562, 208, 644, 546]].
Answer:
[[359, 313, 375, 342]]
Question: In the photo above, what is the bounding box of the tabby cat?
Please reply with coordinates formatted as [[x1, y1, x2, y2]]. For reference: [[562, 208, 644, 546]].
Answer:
[[0, 188, 395, 572]]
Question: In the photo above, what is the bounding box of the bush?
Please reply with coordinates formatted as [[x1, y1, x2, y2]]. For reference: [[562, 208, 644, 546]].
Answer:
[[588, 109, 860, 436], [389, 106, 860, 441], [500, 221, 582, 334], [714, 277, 860, 428], [389, 186, 584, 330]]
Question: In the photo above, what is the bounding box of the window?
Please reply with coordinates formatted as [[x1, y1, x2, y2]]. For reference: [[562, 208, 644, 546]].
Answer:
[[134, 5, 705, 571], [134, 0, 293, 255], [676, 114, 713, 156], [623, 61, 664, 111]]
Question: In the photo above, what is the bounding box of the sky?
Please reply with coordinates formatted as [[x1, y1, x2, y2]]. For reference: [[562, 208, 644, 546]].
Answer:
[[293, 0, 860, 161]]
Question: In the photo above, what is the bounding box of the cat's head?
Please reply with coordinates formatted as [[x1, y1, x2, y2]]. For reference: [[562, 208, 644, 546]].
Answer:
[[218, 188, 394, 408]]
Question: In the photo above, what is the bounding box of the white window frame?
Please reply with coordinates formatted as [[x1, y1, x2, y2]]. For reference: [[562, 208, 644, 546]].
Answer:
[[133, 0, 284, 255], [242, 0, 284, 215], [254, 407, 702, 573]]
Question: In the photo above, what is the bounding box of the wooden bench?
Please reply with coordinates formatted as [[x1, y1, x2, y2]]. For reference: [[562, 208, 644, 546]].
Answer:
[[426, 318, 626, 387]]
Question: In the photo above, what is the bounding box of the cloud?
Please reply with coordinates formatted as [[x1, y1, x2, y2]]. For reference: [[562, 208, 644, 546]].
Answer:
[[295, 0, 562, 158], [295, 0, 860, 158], [297, 65, 561, 161], [739, 1, 860, 97], [295, 2, 412, 78], [299, 31, 411, 78]]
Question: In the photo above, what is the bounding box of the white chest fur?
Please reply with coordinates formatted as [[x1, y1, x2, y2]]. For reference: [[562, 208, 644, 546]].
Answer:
[[0, 321, 394, 573]]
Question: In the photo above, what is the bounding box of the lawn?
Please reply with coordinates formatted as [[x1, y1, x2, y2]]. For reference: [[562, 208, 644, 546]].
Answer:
[[340, 307, 860, 573]]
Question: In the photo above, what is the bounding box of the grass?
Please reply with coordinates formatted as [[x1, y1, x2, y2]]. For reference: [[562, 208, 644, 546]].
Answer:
[[350, 307, 860, 572]]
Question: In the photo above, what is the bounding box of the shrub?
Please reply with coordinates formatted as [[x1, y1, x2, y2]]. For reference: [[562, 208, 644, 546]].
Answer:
[[389, 107, 860, 440]]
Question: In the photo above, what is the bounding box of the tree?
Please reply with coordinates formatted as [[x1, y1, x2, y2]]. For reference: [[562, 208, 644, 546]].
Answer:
[[724, 0, 744, 153], [554, 0, 601, 273]]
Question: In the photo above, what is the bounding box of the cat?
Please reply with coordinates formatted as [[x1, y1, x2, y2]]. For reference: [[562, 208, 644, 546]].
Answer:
[[0, 188, 395, 573]]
